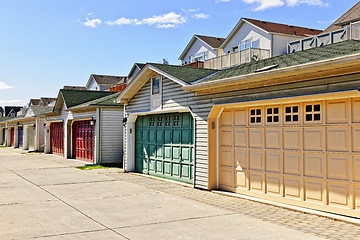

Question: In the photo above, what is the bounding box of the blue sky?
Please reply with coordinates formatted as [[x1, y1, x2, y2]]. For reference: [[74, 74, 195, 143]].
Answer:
[[0, 0, 358, 107]]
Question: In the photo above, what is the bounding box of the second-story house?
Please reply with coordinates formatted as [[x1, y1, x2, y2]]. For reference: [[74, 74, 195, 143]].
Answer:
[[180, 18, 322, 70], [86, 74, 127, 91], [178, 35, 225, 67]]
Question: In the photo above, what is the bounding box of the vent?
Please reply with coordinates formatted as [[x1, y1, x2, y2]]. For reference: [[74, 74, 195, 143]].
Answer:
[[255, 64, 279, 73]]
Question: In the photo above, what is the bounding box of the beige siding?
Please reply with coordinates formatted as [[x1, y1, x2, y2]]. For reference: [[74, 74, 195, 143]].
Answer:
[[100, 108, 123, 164]]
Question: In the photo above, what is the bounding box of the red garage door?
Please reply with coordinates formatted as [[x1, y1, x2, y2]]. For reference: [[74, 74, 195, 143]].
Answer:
[[72, 120, 94, 162], [10, 128, 14, 147], [50, 122, 64, 155]]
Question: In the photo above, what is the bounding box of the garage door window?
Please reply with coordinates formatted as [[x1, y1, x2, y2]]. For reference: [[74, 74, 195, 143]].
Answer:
[[250, 108, 262, 124], [284, 105, 299, 124], [266, 107, 279, 124], [305, 103, 321, 123]]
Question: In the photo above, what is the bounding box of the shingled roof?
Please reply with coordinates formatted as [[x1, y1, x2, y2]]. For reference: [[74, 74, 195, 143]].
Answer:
[[149, 63, 217, 84], [201, 40, 360, 83], [195, 35, 225, 48], [244, 18, 322, 37], [68, 92, 122, 110], [60, 89, 114, 109], [92, 75, 127, 86]]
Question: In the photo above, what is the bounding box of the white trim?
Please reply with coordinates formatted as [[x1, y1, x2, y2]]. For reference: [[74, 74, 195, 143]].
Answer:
[[179, 35, 215, 60], [216, 107, 224, 189]]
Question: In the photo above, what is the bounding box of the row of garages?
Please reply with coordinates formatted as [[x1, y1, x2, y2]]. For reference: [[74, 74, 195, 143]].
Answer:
[[1, 40, 360, 219]]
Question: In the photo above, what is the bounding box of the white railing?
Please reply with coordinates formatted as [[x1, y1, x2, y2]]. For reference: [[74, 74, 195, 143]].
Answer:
[[204, 48, 270, 69], [288, 21, 360, 53]]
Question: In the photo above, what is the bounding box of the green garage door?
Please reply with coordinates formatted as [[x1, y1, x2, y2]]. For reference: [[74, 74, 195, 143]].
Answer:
[[135, 112, 194, 184]]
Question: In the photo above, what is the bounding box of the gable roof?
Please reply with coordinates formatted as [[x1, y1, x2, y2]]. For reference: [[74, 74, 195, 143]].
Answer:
[[220, 18, 322, 49], [86, 74, 127, 89], [179, 35, 225, 60], [29, 99, 41, 106], [128, 63, 146, 80], [68, 92, 123, 111], [324, 1, 360, 32], [54, 89, 114, 111], [149, 63, 217, 84]]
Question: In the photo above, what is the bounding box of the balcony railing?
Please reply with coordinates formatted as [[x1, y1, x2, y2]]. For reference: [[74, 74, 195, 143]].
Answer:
[[288, 21, 360, 53], [204, 48, 270, 70], [182, 61, 204, 68]]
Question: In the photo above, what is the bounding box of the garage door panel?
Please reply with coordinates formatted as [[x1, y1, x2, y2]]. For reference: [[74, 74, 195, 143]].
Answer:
[[327, 100, 348, 123], [265, 128, 281, 149], [220, 111, 233, 126], [304, 153, 323, 178], [284, 152, 302, 175], [181, 147, 191, 162], [266, 174, 282, 196], [284, 128, 302, 150], [249, 129, 263, 148], [235, 149, 247, 170], [250, 173, 264, 192], [234, 128, 247, 147], [50, 122, 64, 156], [352, 99, 360, 123], [156, 145, 163, 158], [327, 182, 349, 207], [181, 129, 192, 144], [220, 127, 233, 147], [284, 177, 301, 199], [236, 171, 247, 189], [352, 126, 360, 152], [249, 150, 264, 171], [234, 110, 247, 126], [220, 167, 235, 188], [220, 148, 234, 168], [327, 154, 349, 181], [354, 185, 360, 210], [305, 180, 323, 203], [326, 127, 349, 152], [266, 151, 282, 173], [72, 120, 94, 162], [353, 156, 360, 182], [304, 127, 324, 151]]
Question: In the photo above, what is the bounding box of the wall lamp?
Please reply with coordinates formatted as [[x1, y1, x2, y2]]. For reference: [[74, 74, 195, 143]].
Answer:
[[90, 117, 96, 126], [122, 117, 127, 126]]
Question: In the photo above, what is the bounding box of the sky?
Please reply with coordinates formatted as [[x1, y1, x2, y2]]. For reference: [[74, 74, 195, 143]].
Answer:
[[0, 0, 358, 107]]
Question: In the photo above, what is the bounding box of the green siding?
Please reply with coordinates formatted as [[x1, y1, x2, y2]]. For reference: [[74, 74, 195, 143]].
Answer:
[[135, 112, 194, 184]]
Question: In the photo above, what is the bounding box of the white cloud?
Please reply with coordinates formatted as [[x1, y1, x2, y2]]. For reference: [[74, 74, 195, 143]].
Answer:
[[106, 12, 186, 28], [192, 13, 210, 19], [107, 17, 133, 26], [243, 0, 328, 11], [0, 81, 14, 90], [83, 18, 102, 28]]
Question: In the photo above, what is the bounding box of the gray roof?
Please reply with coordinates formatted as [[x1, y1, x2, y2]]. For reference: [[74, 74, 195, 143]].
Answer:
[[92, 74, 127, 86]]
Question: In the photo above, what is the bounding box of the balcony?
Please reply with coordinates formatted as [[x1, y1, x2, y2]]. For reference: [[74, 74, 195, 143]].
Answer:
[[288, 21, 360, 53], [182, 61, 204, 68], [204, 48, 270, 70]]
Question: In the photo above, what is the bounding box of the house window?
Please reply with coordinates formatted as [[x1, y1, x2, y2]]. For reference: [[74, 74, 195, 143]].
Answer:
[[284, 105, 299, 123], [165, 116, 172, 126], [252, 40, 259, 49], [266, 107, 279, 123], [240, 39, 251, 50], [152, 77, 160, 95], [304, 103, 321, 122], [250, 108, 262, 124], [190, 51, 209, 63], [150, 117, 156, 127], [173, 115, 181, 127], [232, 46, 239, 52], [157, 116, 163, 126]]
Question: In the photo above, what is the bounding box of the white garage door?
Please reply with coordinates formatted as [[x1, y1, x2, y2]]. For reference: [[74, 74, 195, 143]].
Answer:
[[219, 96, 360, 218]]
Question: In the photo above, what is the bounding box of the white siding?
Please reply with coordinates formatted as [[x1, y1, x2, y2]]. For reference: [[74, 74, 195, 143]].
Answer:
[[182, 38, 217, 65], [222, 22, 272, 55], [99, 108, 123, 164], [272, 34, 302, 57]]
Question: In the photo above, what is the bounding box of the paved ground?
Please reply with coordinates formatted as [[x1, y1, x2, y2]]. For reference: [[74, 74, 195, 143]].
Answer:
[[0, 148, 359, 240]]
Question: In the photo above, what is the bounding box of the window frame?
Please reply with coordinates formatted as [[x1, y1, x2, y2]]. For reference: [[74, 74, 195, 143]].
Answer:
[[304, 102, 322, 124], [265, 106, 281, 125], [283, 104, 300, 125], [249, 107, 263, 125], [151, 76, 161, 96]]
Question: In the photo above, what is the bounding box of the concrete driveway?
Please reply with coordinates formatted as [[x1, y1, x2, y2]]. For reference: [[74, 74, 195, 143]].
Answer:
[[0, 148, 329, 239]]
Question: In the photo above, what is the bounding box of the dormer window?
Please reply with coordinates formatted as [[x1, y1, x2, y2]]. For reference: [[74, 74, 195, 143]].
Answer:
[[152, 76, 160, 95], [151, 76, 162, 110]]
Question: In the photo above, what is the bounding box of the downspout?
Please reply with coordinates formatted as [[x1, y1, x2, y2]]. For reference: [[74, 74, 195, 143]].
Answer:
[[270, 33, 274, 57], [96, 108, 101, 164]]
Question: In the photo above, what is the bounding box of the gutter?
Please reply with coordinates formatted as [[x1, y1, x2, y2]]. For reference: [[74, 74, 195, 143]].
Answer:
[[182, 52, 360, 92]]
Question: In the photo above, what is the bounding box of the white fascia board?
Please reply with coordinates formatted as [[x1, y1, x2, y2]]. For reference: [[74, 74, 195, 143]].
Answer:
[[179, 35, 216, 60], [85, 75, 94, 89]]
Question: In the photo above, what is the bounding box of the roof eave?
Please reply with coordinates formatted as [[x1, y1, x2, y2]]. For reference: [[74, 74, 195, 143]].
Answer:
[[182, 53, 360, 94]]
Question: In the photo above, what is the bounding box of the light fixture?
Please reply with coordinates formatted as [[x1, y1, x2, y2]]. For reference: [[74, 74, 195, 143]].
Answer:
[[122, 117, 127, 126], [32, 124, 36, 129], [43, 123, 46, 128], [90, 117, 96, 126]]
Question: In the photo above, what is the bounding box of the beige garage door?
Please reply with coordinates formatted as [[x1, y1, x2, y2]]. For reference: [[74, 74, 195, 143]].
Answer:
[[219, 97, 360, 218]]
